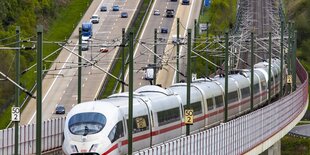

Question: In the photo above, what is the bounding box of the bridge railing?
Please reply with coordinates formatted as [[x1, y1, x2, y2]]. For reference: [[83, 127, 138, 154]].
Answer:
[[134, 60, 308, 155], [0, 117, 65, 155]]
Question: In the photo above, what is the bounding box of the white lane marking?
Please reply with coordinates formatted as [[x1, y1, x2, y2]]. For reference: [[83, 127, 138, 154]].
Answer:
[[72, 104, 75, 107], [85, 78, 88, 81], [95, 0, 140, 97], [82, 84, 85, 88], [97, 31, 111, 34], [172, 0, 196, 84], [95, 0, 105, 14], [124, 0, 158, 86], [28, 41, 79, 124], [139, 82, 142, 86]]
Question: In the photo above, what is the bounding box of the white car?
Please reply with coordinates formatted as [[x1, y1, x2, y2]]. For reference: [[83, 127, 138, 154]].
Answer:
[[154, 9, 160, 15], [90, 14, 100, 24]]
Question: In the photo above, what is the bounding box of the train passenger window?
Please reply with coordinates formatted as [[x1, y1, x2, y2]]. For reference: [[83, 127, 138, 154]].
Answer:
[[215, 95, 223, 108], [207, 98, 214, 110], [133, 115, 149, 133], [261, 81, 267, 90], [254, 83, 260, 94], [157, 107, 180, 126], [108, 121, 124, 143], [228, 91, 238, 104], [184, 101, 202, 115], [241, 87, 250, 98]]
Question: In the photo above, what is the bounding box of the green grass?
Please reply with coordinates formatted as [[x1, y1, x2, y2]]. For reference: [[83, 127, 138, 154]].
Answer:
[[282, 135, 310, 155], [0, 0, 91, 129], [100, 0, 153, 98]]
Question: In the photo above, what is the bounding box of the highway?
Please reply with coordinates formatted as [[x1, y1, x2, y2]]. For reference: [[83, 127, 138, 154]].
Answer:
[[20, 0, 141, 124], [125, 0, 202, 90], [156, 0, 203, 88]]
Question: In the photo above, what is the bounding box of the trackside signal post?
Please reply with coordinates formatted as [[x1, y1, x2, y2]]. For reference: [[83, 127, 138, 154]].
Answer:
[[250, 32, 254, 110], [36, 25, 43, 155], [121, 28, 125, 92], [224, 32, 229, 122], [292, 30, 297, 91], [128, 31, 134, 155], [280, 21, 284, 98], [14, 26, 20, 155], [154, 28, 157, 85], [186, 29, 192, 136], [176, 18, 180, 83], [268, 32, 272, 104], [78, 27, 82, 104]]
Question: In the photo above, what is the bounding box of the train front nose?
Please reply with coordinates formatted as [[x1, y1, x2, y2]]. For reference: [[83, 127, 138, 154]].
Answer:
[[63, 138, 112, 155]]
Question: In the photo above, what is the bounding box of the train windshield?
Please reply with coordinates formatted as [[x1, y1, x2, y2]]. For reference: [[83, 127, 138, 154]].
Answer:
[[68, 112, 106, 135]]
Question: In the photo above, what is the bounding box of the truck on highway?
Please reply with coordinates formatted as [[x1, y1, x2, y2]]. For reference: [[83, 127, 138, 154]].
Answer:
[[81, 22, 93, 40]]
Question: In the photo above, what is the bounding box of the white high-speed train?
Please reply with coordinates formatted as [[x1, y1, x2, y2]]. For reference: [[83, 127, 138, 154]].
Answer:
[[63, 58, 286, 155]]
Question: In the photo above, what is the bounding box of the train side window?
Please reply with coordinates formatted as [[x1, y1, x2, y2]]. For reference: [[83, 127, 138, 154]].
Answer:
[[261, 81, 267, 90], [254, 83, 260, 94], [157, 107, 180, 126], [241, 87, 250, 98], [128, 115, 149, 134], [215, 95, 223, 108], [207, 98, 214, 110], [228, 91, 238, 104], [108, 121, 124, 143], [184, 101, 202, 115]]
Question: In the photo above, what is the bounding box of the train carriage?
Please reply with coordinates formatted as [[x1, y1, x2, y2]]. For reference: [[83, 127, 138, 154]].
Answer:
[[62, 58, 286, 155]]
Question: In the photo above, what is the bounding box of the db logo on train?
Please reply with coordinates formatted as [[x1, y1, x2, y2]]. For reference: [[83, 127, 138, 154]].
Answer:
[[184, 109, 194, 125]]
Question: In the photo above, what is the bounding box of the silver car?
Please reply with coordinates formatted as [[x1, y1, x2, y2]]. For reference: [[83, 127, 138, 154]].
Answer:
[[154, 9, 160, 15]]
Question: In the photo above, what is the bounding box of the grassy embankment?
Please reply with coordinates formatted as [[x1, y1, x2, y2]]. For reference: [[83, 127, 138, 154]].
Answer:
[[100, 0, 153, 98], [0, 0, 91, 129]]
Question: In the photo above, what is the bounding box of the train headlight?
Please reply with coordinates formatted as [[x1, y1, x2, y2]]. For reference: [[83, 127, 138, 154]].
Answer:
[[70, 145, 78, 153], [89, 144, 99, 152]]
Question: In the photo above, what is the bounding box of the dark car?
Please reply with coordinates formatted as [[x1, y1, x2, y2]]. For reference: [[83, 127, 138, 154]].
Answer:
[[112, 5, 119, 11], [121, 12, 128, 18], [182, 0, 190, 5], [100, 5, 107, 12], [166, 9, 174, 18], [161, 27, 168, 33], [55, 104, 65, 114]]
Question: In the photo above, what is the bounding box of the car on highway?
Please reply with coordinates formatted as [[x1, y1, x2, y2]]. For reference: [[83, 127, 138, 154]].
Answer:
[[182, 0, 190, 5], [112, 5, 119, 11], [90, 14, 100, 24], [154, 9, 160, 15], [81, 41, 89, 51], [100, 5, 107, 11], [166, 9, 174, 18], [121, 12, 128, 18], [161, 27, 168, 33], [55, 104, 65, 114], [99, 47, 109, 53]]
